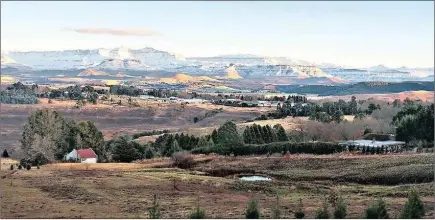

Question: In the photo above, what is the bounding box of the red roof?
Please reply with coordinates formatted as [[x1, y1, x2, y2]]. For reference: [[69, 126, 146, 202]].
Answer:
[[77, 148, 97, 158]]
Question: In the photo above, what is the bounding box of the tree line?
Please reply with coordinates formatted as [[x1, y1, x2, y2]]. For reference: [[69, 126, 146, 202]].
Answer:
[[0, 82, 39, 104], [394, 102, 434, 144], [243, 124, 288, 144]]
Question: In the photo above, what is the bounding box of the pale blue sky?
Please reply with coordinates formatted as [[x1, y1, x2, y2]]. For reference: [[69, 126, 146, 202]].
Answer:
[[1, 1, 434, 68]]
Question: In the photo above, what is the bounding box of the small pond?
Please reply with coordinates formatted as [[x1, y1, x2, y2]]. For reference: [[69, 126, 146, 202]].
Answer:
[[239, 175, 272, 181]]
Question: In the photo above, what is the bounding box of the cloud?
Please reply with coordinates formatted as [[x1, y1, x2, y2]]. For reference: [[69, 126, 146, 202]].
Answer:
[[64, 28, 162, 36]]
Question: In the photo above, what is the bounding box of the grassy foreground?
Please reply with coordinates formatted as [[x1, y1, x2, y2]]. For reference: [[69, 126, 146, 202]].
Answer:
[[1, 154, 434, 218]]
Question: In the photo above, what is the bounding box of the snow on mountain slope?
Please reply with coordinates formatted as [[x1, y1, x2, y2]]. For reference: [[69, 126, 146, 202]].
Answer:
[[322, 67, 434, 82], [4, 47, 187, 70], [2, 48, 433, 83], [95, 58, 155, 70], [1, 53, 17, 64]]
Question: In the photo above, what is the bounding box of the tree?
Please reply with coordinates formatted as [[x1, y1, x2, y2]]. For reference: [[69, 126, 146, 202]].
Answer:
[[193, 117, 199, 123], [111, 138, 140, 162], [349, 96, 358, 115], [75, 121, 106, 161], [364, 198, 389, 219], [332, 110, 344, 123], [216, 121, 243, 155], [165, 139, 182, 157], [21, 109, 77, 164], [295, 199, 305, 219], [2, 149, 9, 158], [88, 92, 98, 104], [315, 200, 330, 219], [211, 129, 218, 144], [148, 194, 161, 219], [273, 124, 288, 142], [245, 198, 260, 219], [333, 196, 347, 219], [400, 190, 425, 219]]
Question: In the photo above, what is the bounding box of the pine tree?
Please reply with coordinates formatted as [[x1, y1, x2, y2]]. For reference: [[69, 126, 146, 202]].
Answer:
[[148, 194, 161, 219], [266, 125, 277, 143], [401, 190, 425, 219], [211, 129, 218, 144], [245, 198, 260, 219], [2, 149, 9, 158], [315, 200, 330, 219], [295, 199, 305, 219], [165, 139, 182, 157], [216, 121, 243, 155], [243, 127, 252, 144], [364, 198, 389, 219], [274, 124, 288, 142], [262, 126, 270, 143], [333, 196, 347, 219]]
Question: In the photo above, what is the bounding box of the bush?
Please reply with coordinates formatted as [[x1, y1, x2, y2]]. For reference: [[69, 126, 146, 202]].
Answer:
[[245, 198, 260, 219], [2, 149, 9, 158], [295, 199, 305, 219], [401, 190, 425, 219], [333, 196, 347, 219], [171, 151, 195, 169], [26, 164, 31, 170], [189, 199, 206, 219], [10, 164, 14, 170], [315, 200, 330, 219], [148, 194, 161, 219], [272, 194, 281, 219], [18, 164, 22, 170], [364, 198, 389, 219]]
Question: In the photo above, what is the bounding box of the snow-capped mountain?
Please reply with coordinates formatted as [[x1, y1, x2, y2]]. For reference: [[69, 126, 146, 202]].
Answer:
[[1, 53, 33, 72], [3, 47, 187, 70], [1, 47, 433, 83]]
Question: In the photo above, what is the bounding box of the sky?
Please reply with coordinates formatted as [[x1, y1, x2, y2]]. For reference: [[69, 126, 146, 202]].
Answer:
[[1, 1, 434, 68]]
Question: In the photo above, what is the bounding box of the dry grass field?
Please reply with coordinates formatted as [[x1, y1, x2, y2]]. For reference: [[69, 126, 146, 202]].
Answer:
[[1, 154, 433, 219], [0, 98, 266, 157]]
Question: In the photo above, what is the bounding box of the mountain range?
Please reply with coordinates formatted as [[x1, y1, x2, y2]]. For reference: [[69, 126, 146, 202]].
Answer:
[[1, 47, 433, 84]]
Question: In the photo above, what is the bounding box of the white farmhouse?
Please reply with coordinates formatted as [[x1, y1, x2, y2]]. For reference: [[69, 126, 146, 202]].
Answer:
[[64, 148, 98, 163]]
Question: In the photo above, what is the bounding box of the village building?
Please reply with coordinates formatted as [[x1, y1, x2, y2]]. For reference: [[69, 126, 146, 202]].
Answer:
[[64, 148, 98, 163]]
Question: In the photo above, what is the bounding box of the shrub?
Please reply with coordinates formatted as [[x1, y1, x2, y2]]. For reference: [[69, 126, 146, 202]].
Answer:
[[2, 149, 9, 158], [10, 164, 14, 170], [18, 164, 22, 170], [272, 194, 281, 219], [171, 151, 195, 169], [364, 198, 389, 219], [189, 198, 206, 219], [400, 190, 425, 219], [333, 196, 347, 219], [26, 164, 31, 170], [148, 194, 161, 219], [245, 198, 260, 219], [295, 199, 305, 219], [315, 200, 330, 219]]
